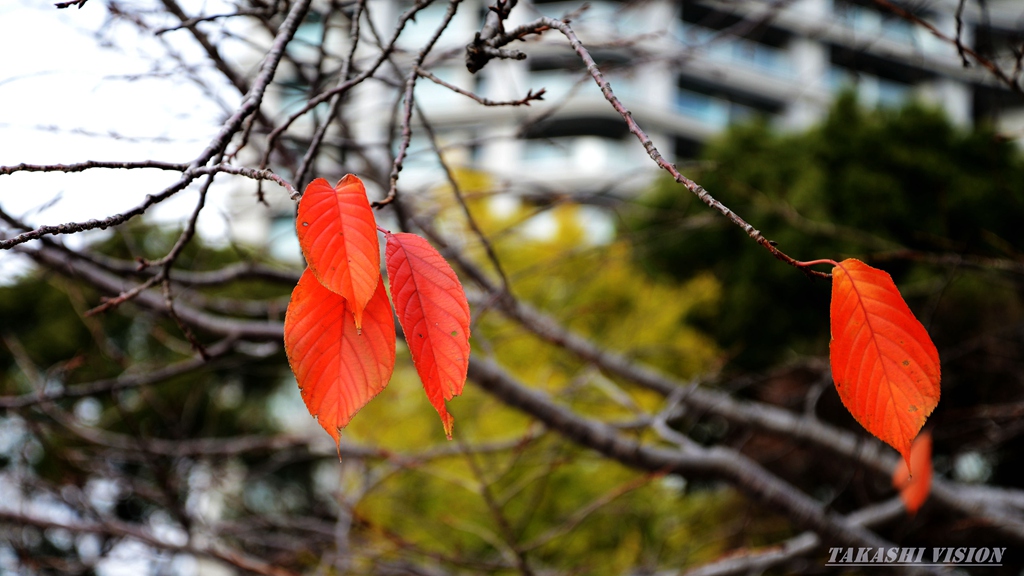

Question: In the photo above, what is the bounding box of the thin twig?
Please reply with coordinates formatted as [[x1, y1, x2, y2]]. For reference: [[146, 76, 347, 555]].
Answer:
[[413, 102, 512, 293], [520, 473, 659, 552], [954, 0, 970, 67], [155, 8, 274, 35], [466, 356, 896, 550], [1, 1, 310, 251], [159, 0, 252, 99], [25, 238, 1024, 545], [872, 0, 1022, 94], [261, 1, 431, 171], [459, 439, 535, 576], [466, 17, 830, 278], [0, 341, 235, 409], [409, 220, 1024, 543], [0, 160, 189, 175], [417, 68, 545, 106], [681, 498, 906, 576], [376, 0, 465, 208], [0, 164, 296, 251], [294, 0, 367, 189]]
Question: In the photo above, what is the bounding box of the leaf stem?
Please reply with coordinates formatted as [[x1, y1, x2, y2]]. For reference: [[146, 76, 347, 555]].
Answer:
[[795, 259, 839, 268]]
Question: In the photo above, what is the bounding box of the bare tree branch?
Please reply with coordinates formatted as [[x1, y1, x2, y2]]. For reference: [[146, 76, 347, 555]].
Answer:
[[0, 509, 297, 576]]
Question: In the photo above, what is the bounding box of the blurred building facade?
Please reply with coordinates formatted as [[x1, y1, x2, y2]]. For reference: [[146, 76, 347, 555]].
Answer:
[[233, 0, 1024, 250], [371, 0, 1024, 185]]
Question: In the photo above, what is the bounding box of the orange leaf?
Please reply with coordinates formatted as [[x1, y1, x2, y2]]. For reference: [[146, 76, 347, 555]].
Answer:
[[284, 267, 396, 445], [892, 431, 933, 515], [385, 232, 471, 439], [830, 258, 941, 466], [296, 175, 380, 329]]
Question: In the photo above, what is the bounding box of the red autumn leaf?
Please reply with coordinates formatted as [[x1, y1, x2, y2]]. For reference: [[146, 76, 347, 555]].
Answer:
[[295, 175, 380, 329], [830, 258, 941, 466], [385, 232, 471, 439], [284, 267, 396, 445], [892, 431, 933, 515]]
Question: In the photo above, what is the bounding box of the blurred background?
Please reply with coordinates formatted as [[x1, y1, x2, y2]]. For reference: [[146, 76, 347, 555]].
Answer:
[[2, 0, 1024, 574]]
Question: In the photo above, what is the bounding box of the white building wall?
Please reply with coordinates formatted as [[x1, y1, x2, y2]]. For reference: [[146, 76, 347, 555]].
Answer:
[[231, 0, 1024, 247]]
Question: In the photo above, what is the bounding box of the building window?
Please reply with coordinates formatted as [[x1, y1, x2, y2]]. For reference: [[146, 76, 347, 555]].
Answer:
[[833, 0, 931, 48], [675, 77, 782, 127], [268, 215, 301, 263]]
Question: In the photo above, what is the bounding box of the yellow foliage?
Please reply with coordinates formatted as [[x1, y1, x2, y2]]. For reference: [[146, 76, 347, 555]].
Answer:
[[340, 173, 731, 573]]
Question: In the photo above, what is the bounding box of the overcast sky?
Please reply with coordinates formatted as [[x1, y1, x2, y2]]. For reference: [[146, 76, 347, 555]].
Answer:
[[1, 1, 247, 279]]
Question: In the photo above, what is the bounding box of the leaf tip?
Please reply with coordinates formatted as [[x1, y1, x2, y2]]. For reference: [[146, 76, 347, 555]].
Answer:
[[892, 431, 932, 515], [318, 416, 340, 446], [441, 411, 455, 440]]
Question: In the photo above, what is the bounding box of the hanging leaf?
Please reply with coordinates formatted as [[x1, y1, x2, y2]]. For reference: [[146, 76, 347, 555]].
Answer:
[[830, 258, 941, 466], [385, 232, 471, 439], [296, 175, 380, 329], [892, 430, 933, 515], [284, 267, 396, 446]]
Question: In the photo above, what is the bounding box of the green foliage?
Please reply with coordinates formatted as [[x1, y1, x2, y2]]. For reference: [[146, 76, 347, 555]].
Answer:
[[626, 94, 1024, 368], [0, 224, 296, 502]]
